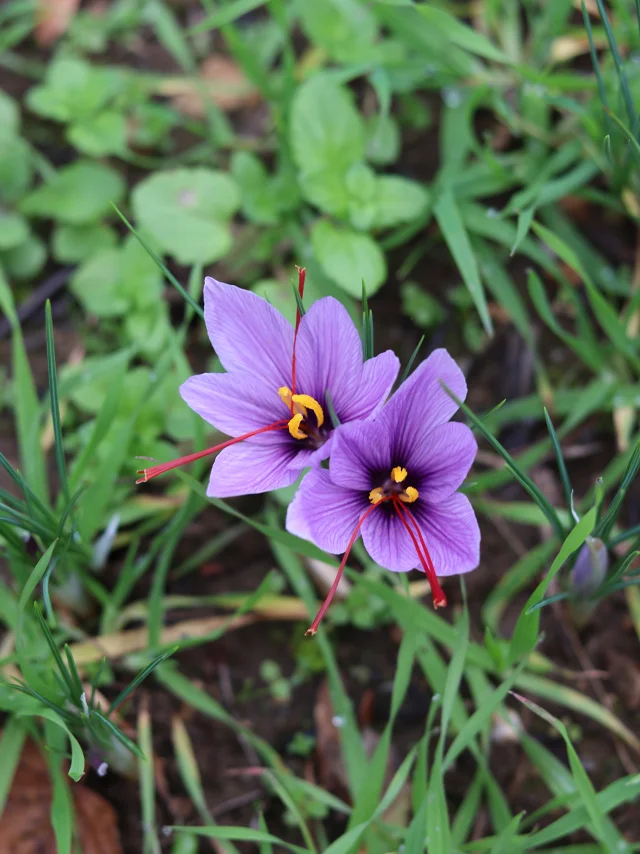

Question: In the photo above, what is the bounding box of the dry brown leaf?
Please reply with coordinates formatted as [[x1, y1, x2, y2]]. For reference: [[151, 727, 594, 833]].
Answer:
[[158, 56, 260, 117], [35, 0, 80, 46], [0, 741, 122, 854]]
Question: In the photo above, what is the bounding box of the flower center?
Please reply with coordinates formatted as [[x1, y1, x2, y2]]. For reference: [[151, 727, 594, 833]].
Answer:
[[369, 466, 419, 505], [278, 387, 325, 440]]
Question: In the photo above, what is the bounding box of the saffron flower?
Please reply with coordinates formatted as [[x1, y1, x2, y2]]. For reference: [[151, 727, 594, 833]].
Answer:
[[286, 349, 480, 633], [137, 274, 399, 496]]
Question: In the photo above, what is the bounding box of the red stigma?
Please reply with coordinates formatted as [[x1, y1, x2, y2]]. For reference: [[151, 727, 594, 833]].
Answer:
[[290, 266, 305, 403], [305, 495, 446, 636], [136, 420, 289, 483], [393, 498, 447, 608]]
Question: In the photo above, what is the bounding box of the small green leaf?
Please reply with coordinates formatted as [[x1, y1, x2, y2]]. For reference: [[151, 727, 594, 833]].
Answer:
[[52, 223, 117, 264], [131, 168, 240, 264], [0, 211, 29, 250], [21, 161, 125, 224], [1, 233, 46, 280], [25, 56, 118, 123], [290, 74, 364, 215], [311, 220, 386, 297], [297, 0, 378, 63], [67, 110, 128, 157], [371, 175, 429, 229]]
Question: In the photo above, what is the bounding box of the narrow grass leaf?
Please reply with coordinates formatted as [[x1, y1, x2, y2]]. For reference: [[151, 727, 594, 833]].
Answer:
[[0, 270, 47, 500], [108, 647, 178, 714], [544, 408, 573, 517], [112, 204, 204, 319], [0, 717, 26, 817], [138, 704, 161, 854], [18, 540, 57, 614], [45, 300, 69, 507], [509, 508, 596, 663], [512, 694, 608, 845], [434, 189, 493, 334]]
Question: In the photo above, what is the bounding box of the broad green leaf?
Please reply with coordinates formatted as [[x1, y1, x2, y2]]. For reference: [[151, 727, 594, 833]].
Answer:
[[21, 160, 125, 224], [290, 74, 364, 215], [297, 0, 378, 62], [0, 136, 32, 204], [67, 110, 128, 157], [52, 222, 117, 264], [311, 220, 386, 297], [371, 175, 429, 229], [365, 113, 400, 165], [0, 211, 29, 250], [26, 56, 119, 122], [131, 168, 240, 264], [1, 233, 47, 280], [0, 90, 20, 138]]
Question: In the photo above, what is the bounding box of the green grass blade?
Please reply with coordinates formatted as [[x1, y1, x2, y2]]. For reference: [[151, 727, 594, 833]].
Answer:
[[111, 204, 204, 319], [0, 269, 48, 501], [434, 188, 493, 334], [0, 717, 26, 817], [44, 300, 69, 507]]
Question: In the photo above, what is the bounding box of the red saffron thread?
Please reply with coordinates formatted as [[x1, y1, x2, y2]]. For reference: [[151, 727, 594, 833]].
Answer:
[[135, 420, 289, 483], [290, 266, 306, 403], [305, 498, 388, 636], [393, 498, 447, 608]]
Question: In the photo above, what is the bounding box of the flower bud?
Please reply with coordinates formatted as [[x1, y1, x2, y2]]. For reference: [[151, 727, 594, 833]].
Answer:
[[570, 538, 608, 599]]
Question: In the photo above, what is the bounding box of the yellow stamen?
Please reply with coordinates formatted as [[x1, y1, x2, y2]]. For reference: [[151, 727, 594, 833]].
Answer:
[[369, 487, 385, 505], [278, 386, 293, 408], [292, 394, 324, 427], [391, 466, 407, 483], [288, 413, 306, 440], [287, 412, 308, 439], [400, 486, 419, 503]]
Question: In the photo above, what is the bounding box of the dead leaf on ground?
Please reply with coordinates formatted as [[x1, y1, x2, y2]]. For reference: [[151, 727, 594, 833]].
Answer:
[[158, 56, 260, 117], [0, 741, 122, 854], [35, 0, 80, 46]]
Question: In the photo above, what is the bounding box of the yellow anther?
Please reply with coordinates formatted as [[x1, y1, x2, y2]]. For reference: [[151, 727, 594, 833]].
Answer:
[[278, 386, 293, 408], [400, 486, 419, 503], [292, 394, 324, 427], [391, 466, 407, 483], [288, 413, 307, 440], [369, 487, 385, 505]]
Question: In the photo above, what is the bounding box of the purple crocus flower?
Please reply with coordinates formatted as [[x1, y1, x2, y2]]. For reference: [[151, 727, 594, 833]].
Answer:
[[286, 349, 480, 632], [136, 273, 399, 496]]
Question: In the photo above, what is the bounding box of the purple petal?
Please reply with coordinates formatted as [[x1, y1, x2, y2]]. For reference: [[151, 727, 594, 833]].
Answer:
[[207, 441, 299, 497], [413, 422, 477, 502], [380, 349, 467, 465], [361, 506, 420, 572], [285, 469, 367, 554], [337, 350, 399, 422], [294, 297, 363, 411], [414, 493, 480, 576], [204, 278, 293, 386], [286, 437, 334, 471], [329, 418, 392, 491], [180, 371, 285, 437]]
